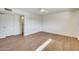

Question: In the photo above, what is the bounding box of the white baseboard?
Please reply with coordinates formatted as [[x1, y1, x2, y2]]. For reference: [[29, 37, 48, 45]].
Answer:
[[42, 31, 78, 39], [24, 31, 42, 36]]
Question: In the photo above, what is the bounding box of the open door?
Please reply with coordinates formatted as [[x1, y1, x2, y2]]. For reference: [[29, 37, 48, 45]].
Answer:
[[21, 15, 24, 35]]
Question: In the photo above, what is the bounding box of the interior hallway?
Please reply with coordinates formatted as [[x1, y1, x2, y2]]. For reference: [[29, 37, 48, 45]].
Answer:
[[0, 32, 78, 51]]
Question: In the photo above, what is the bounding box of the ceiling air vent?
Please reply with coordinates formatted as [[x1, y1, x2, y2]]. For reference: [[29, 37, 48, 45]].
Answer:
[[4, 8, 12, 11]]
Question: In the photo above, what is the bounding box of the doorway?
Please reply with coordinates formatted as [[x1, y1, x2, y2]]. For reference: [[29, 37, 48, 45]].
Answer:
[[20, 15, 24, 35]]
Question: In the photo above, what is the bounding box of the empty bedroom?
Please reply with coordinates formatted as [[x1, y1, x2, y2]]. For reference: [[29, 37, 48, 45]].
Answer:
[[0, 8, 79, 51]]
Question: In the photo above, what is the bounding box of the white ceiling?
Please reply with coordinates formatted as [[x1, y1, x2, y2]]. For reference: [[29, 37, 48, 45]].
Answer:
[[0, 8, 79, 15], [16, 8, 69, 15]]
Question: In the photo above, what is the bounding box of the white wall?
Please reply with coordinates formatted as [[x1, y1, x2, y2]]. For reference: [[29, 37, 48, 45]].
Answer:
[[0, 14, 21, 38], [0, 9, 79, 39], [0, 9, 42, 38], [24, 14, 42, 36], [42, 11, 79, 38], [13, 9, 42, 36], [73, 11, 79, 39], [12, 9, 42, 36]]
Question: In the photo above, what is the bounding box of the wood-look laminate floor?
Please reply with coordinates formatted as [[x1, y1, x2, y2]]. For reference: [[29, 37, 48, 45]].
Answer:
[[0, 32, 79, 51]]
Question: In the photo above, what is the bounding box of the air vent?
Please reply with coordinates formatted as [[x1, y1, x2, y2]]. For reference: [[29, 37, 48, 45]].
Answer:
[[4, 8, 12, 11]]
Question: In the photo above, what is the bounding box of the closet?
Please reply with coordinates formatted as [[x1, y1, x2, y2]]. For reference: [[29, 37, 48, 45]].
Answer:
[[0, 13, 21, 38]]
